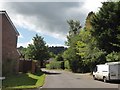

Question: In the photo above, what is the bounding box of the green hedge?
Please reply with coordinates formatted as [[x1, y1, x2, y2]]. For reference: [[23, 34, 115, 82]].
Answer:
[[46, 61, 64, 69]]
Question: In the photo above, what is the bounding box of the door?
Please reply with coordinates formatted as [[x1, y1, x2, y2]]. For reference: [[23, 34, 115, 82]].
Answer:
[[94, 66, 100, 79], [109, 64, 119, 80]]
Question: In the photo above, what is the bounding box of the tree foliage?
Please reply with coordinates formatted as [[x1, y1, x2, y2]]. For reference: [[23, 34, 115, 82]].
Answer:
[[85, 11, 95, 30], [63, 20, 82, 72], [48, 46, 67, 55], [91, 2, 120, 53], [66, 20, 81, 46], [106, 51, 120, 62], [63, 1, 120, 73], [55, 54, 64, 61], [25, 34, 49, 67]]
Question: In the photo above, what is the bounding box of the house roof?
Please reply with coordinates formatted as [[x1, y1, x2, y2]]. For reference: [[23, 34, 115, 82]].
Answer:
[[0, 11, 19, 36]]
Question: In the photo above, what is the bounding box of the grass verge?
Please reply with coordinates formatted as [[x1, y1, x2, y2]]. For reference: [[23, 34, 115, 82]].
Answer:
[[2, 72, 45, 89]]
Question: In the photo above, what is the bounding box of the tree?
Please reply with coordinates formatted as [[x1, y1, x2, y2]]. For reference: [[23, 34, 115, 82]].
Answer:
[[26, 44, 35, 59], [67, 20, 81, 35], [17, 46, 27, 59], [85, 11, 95, 30], [63, 20, 82, 72], [66, 20, 82, 46], [91, 2, 120, 53], [75, 29, 106, 72], [106, 51, 120, 62], [55, 54, 64, 61], [48, 46, 67, 55], [63, 47, 81, 72], [75, 11, 107, 72], [26, 34, 49, 67]]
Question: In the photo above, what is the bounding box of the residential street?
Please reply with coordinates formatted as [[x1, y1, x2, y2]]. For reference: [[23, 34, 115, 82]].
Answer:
[[38, 69, 119, 89]]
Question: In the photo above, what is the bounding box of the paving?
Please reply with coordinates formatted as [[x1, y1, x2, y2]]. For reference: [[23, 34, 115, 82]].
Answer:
[[29, 69, 119, 90], [42, 69, 119, 88]]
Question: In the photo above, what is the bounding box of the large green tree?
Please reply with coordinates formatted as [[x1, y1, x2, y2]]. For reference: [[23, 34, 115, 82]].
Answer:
[[63, 20, 82, 72], [91, 2, 120, 53], [26, 34, 49, 67], [76, 29, 106, 72]]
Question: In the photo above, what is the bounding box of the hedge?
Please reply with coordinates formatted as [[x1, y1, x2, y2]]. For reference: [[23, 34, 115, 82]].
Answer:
[[46, 61, 64, 69]]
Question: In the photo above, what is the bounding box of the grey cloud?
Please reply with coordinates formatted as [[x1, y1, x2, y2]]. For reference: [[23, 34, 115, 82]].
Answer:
[[3, 2, 88, 37]]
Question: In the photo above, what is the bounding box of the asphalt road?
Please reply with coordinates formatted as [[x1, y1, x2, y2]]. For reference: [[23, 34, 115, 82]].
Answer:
[[40, 69, 119, 89]]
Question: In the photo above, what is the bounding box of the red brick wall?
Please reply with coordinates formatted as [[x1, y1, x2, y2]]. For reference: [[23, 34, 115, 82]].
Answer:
[[0, 13, 19, 76], [0, 13, 2, 77]]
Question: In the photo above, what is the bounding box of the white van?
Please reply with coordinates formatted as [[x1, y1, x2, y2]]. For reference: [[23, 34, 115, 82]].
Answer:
[[93, 62, 120, 82]]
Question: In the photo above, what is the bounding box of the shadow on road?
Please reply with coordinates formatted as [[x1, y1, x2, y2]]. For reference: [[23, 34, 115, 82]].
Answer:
[[42, 71, 61, 75], [108, 80, 120, 84], [96, 79, 120, 84]]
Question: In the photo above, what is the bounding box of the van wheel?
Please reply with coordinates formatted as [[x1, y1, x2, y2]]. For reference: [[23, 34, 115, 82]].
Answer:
[[93, 75, 96, 80], [103, 77, 107, 82]]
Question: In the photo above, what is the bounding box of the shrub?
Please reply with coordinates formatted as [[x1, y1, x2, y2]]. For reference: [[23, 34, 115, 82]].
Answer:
[[64, 60, 70, 70], [46, 61, 63, 69], [46, 64, 50, 69]]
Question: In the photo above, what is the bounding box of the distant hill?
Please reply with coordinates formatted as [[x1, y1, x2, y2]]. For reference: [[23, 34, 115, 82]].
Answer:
[[48, 46, 67, 55]]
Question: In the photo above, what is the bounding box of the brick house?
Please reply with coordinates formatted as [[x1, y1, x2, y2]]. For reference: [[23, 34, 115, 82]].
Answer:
[[0, 11, 20, 76]]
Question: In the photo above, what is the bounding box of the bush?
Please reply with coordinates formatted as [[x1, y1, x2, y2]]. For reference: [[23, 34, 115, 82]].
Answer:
[[46, 64, 50, 69], [46, 61, 63, 69], [64, 60, 70, 70]]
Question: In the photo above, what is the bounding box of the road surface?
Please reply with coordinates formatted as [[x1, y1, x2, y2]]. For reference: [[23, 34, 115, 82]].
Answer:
[[41, 69, 119, 89]]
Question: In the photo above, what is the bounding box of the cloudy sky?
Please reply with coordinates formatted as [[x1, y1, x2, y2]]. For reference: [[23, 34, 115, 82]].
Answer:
[[0, 0, 107, 47]]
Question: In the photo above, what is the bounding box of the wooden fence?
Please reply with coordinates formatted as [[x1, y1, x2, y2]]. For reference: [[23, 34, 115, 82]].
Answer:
[[19, 59, 38, 73]]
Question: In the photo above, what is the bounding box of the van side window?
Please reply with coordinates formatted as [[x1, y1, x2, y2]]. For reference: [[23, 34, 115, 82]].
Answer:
[[94, 66, 97, 72]]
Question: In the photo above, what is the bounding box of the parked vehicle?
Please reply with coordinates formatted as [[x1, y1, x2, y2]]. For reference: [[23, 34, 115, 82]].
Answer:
[[93, 62, 120, 82]]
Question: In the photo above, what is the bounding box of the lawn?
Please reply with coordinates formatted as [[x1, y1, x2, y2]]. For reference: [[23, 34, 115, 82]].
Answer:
[[2, 72, 45, 89]]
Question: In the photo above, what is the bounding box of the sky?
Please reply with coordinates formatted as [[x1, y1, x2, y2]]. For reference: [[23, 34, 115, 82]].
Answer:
[[0, 0, 107, 47]]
